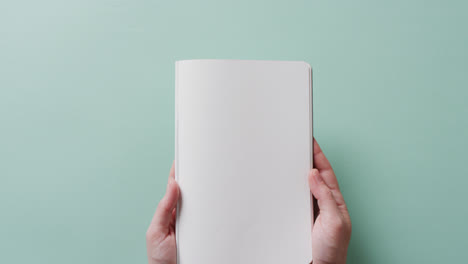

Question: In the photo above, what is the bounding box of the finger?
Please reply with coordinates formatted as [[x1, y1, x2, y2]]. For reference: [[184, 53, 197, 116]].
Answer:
[[313, 139, 348, 209], [169, 161, 175, 181], [151, 179, 179, 230], [171, 208, 177, 226], [308, 169, 340, 217], [313, 138, 340, 191], [313, 138, 333, 171]]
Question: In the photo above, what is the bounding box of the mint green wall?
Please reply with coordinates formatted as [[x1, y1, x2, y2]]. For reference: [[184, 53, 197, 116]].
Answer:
[[1, 1, 467, 263]]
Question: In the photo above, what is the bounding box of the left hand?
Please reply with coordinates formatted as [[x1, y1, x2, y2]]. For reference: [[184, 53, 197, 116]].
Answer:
[[146, 162, 179, 264]]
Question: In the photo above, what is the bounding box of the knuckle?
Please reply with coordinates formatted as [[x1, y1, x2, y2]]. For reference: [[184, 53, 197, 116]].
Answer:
[[346, 217, 352, 235], [320, 187, 333, 199], [330, 217, 346, 233], [157, 201, 171, 215]]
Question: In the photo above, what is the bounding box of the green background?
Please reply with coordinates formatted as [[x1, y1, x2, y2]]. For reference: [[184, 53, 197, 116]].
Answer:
[[1, 0, 467, 263]]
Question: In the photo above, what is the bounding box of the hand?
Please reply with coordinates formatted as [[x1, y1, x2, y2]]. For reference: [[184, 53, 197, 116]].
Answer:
[[146, 162, 179, 264], [146, 140, 351, 264], [309, 139, 352, 264]]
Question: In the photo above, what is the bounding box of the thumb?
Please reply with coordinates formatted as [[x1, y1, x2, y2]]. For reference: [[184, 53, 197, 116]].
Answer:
[[151, 178, 180, 231], [308, 169, 340, 217]]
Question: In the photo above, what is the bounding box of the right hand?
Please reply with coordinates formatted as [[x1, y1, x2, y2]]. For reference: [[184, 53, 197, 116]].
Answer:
[[309, 139, 352, 264]]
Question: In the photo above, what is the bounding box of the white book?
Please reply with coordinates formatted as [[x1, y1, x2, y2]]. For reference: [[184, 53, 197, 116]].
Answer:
[[175, 59, 313, 264]]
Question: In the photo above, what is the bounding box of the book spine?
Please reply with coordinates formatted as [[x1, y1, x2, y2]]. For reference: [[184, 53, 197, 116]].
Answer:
[[174, 61, 180, 264]]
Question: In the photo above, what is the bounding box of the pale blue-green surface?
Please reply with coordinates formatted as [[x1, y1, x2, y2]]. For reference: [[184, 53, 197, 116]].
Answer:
[[1, 1, 467, 263]]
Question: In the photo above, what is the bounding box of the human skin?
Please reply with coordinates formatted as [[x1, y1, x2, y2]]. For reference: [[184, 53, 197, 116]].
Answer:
[[146, 138, 352, 264]]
